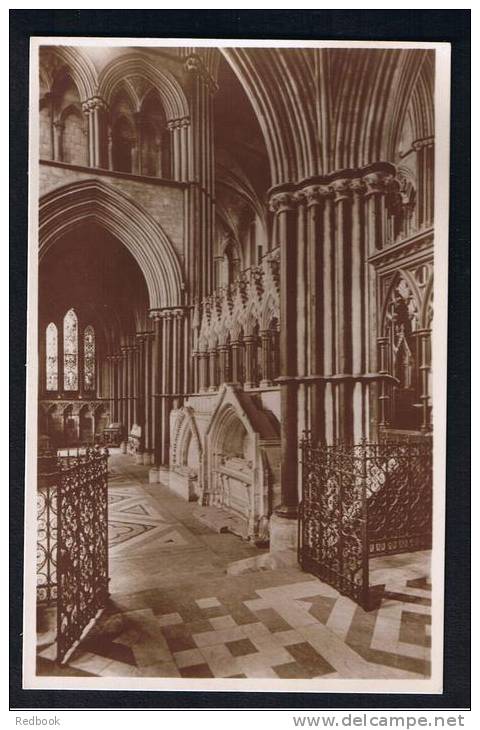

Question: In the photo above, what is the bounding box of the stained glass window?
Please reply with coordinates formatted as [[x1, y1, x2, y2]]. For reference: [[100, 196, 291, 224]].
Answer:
[[45, 322, 58, 391], [84, 325, 95, 391], [63, 308, 78, 391]]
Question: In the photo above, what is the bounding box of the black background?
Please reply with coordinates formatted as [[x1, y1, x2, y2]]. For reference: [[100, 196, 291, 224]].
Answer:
[[10, 9, 471, 711]]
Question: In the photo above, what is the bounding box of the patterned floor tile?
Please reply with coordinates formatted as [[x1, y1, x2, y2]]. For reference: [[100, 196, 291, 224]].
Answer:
[[179, 663, 214, 678], [39, 454, 432, 681], [274, 661, 311, 679], [198, 644, 242, 677], [209, 615, 237, 630], [162, 623, 197, 653], [225, 638, 258, 657], [157, 612, 184, 627], [172, 648, 205, 668], [253, 607, 294, 633], [286, 641, 335, 677], [196, 597, 221, 608]]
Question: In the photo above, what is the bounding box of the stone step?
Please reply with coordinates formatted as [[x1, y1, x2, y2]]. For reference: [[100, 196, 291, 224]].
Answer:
[[192, 504, 249, 540]]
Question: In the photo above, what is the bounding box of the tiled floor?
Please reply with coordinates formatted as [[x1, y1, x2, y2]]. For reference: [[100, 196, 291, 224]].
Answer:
[[37, 455, 431, 680]]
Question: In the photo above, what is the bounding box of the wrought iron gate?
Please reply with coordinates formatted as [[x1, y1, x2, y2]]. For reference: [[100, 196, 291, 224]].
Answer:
[[37, 447, 109, 662], [298, 436, 432, 610]]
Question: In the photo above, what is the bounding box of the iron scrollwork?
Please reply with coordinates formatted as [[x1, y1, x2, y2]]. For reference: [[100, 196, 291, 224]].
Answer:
[[37, 446, 109, 663], [298, 435, 432, 610]]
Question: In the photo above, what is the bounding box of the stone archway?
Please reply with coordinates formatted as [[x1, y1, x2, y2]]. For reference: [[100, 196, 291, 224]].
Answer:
[[39, 178, 184, 310]]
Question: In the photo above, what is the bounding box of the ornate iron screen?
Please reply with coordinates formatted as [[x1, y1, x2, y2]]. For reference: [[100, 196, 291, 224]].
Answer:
[[37, 447, 109, 663], [298, 436, 432, 610], [37, 464, 58, 605]]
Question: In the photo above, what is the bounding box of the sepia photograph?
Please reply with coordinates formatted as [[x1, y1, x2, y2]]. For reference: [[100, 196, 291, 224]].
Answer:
[[21, 36, 451, 694]]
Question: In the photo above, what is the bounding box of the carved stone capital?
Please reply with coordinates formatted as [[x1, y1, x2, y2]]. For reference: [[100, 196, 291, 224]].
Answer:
[[149, 310, 163, 322], [331, 178, 352, 203], [303, 184, 330, 207], [82, 96, 108, 115], [412, 136, 434, 151], [363, 171, 393, 197], [350, 178, 367, 196], [167, 116, 190, 131], [269, 191, 297, 214], [184, 54, 218, 93]]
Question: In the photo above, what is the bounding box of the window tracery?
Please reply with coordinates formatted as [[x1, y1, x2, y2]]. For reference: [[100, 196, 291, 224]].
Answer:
[[84, 325, 96, 391], [63, 308, 78, 391], [44, 312, 97, 395], [381, 273, 431, 430], [45, 323, 58, 391]]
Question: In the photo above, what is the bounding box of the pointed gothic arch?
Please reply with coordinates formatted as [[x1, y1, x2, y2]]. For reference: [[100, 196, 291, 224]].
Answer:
[[39, 178, 184, 309], [98, 54, 189, 121]]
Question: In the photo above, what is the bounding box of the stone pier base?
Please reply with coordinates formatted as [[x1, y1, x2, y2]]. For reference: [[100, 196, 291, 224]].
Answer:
[[148, 467, 159, 483], [269, 513, 298, 553]]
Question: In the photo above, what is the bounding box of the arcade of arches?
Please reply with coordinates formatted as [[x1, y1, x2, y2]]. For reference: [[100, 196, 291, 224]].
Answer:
[[38, 45, 434, 550]]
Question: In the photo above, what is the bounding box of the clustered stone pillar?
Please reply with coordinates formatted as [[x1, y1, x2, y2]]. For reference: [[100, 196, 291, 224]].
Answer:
[[143, 332, 153, 463], [53, 121, 64, 162], [218, 344, 230, 384], [185, 54, 216, 302], [259, 331, 273, 387], [82, 97, 108, 169], [413, 137, 434, 230], [151, 312, 162, 470], [267, 162, 397, 553], [107, 356, 116, 423], [114, 354, 121, 426], [208, 347, 218, 391], [120, 347, 128, 445], [230, 339, 243, 384], [168, 117, 191, 182], [127, 344, 135, 432], [269, 192, 299, 542], [148, 309, 187, 482], [244, 336, 257, 389], [198, 350, 209, 392]]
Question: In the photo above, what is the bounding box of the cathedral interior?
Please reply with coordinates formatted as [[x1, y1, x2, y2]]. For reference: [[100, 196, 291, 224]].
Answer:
[[36, 45, 435, 681]]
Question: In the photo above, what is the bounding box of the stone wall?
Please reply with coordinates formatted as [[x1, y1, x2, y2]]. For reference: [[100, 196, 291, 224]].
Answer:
[[39, 162, 186, 259]]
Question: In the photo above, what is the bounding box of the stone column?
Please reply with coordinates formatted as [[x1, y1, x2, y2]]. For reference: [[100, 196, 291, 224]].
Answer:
[[82, 97, 108, 168], [208, 348, 218, 391], [377, 337, 390, 427], [127, 345, 135, 432], [364, 167, 395, 434], [143, 333, 153, 464], [161, 312, 173, 466], [303, 186, 325, 442], [351, 179, 366, 442], [150, 312, 163, 478], [121, 347, 128, 440], [53, 121, 64, 162], [417, 328, 431, 432], [218, 344, 230, 385], [332, 178, 353, 443], [269, 191, 299, 548], [192, 351, 199, 393], [107, 128, 114, 171], [321, 189, 335, 444], [107, 356, 115, 424], [168, 119, 184, 181], [244, 336, 257, 389], [198, 350, 209, 392], [413, 137, 434, 229], [259, 331, 272, 387], [185, 55, 216, 301], [113, 355, 120, 423], [133, 343, 140, 426], [230, 340, 243, 384]]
